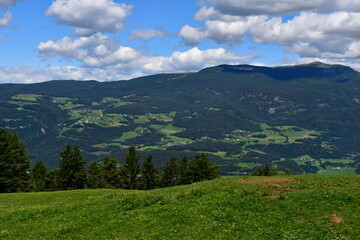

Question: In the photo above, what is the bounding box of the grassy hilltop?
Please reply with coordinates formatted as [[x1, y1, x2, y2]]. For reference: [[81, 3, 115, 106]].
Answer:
[[1, 175, 360, 239]]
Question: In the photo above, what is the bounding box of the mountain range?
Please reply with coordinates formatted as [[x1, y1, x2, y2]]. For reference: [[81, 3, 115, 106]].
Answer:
[[1, 62, 360, 175]]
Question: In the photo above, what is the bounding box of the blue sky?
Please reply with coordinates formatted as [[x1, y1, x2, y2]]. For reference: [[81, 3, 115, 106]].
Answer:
[[0, 0, 360, 83]]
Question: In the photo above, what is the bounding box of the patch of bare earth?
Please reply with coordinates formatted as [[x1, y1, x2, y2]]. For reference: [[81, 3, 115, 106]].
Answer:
[[238, 178, 301, 195], [238, 178, 300, 185], [330, 214, 342, 225]]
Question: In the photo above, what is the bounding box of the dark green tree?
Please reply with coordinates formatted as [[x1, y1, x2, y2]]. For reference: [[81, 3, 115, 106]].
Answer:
[[45, 169, 59, 191], [119, 146, 140, 189], [87, 161, 102, 189], [101, 156, 119, 188], [187, 153, 220, 183], [0, 127, 31, 193], [251, 164, 278, 176], [140, 155, 159, 190], [58, 144, 87, 190], [31, 161, 47, 192], [178, 156, 190, 185], [161, 157, 178, 187]]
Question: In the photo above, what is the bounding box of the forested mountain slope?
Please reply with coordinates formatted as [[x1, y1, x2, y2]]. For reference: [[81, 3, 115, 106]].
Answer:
[[1, 62, 360, 175]]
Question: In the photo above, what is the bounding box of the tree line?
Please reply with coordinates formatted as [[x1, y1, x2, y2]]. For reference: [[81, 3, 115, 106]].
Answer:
[[0, 127, 220, 193]]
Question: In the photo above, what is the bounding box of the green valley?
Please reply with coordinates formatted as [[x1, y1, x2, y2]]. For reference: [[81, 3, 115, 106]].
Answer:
[[1, 62, 360, 175]]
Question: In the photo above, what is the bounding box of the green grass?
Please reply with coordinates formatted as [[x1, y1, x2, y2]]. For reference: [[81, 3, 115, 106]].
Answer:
[[114, 131, 140, 142], [1, 175, 360, 239], [11, 94, 42, 102], [59, 102, 84, 110], [318, 167, 356, 175], [161, 124, 185, 134], [8, 101, 39, 107], [51, 97, 75, 104], [168, 111, 177, 117], [165, 136, 194, 143]]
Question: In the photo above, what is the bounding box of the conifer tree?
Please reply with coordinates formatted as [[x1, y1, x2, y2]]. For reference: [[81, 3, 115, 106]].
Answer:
[[187, 153, 220, 183], [101, 156, 119, 188], [178, 156, 190, 185], [87, 161, 101, 189], [45, 169, 59, 191], [161, 157, 178, 187], [251, 164, 278, 176], [32, 161, 47, 191], [119, 146, 140, 189], [58, 144, 87, 190], [140, 155, 159, 190], [0, 127, 31, 193]]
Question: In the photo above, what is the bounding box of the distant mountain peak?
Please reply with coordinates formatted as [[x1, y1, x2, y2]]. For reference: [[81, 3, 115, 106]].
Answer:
[[198, 62, 359, 82]]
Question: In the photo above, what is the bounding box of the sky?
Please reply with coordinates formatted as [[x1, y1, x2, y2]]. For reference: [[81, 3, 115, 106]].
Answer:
[[1, 0, 360, 83]]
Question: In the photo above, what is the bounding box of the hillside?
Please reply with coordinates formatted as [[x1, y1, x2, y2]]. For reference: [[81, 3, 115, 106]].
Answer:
[[1, 62, 360, 175], [1, 175, 360, 239]]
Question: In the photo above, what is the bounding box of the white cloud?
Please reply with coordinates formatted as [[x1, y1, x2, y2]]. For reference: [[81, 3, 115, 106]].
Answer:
[[0, 11, 12, 27], [181, 0, 360, 67], [179, 25, 208, 46], [203, 0, 360, 16], [38, 33, 254, 80], [1, 46, 254, 83], [180, 16, 267, 46], [251, 12, 360, 45], [249, 12, 360, 59], [0, 65, 144, 83], [129, 29, 165, 41], [195, 7, 245, 22], [38, 33, 112, 59], [38, 33, 140, 70], [142, 47, 256, 73], [0, 66, 51, 84], [46, 0, 132, 36]]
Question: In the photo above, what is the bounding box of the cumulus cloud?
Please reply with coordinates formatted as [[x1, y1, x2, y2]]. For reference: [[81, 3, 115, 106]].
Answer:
[[180, 16, 266, 46], [129, 29, 165, 41], [0, 65, 144, 83], [142, 47, 255, 73], [203, 0, 360, 16], [0, 66, 53, 84], [46, 0, 132, 36], [248, 12, 360, 59], [38, 33, 254, 78], [2, 46, 254, 83], [38, 33, 140, 70], [179, 0, 360, 68], [0, 11, 12, 27]]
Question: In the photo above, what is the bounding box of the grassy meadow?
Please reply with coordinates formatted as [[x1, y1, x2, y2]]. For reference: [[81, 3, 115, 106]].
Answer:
[[1, 175, 360, 239]]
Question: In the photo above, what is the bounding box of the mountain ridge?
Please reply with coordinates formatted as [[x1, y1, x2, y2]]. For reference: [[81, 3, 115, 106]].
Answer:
[[1, 62, 360, 175]]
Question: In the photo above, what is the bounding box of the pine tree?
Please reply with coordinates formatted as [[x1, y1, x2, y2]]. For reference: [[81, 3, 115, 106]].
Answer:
[[101, 156, 119, 188], [251, 164, 278, 176], [45, 169, 59, 191], [58, 144, 87, 190], [0, 127, 31, 193], [119, 146, 140, 189], [187, 153, 220, 183], [72, 146, 87, 189], [140, 155, 159, 190], [161, 157, 178, 187], [32, 161, 47, 191], [178, 156, 190, 185], [87, 161, 101, 189], [263, 164, 271, 176]]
